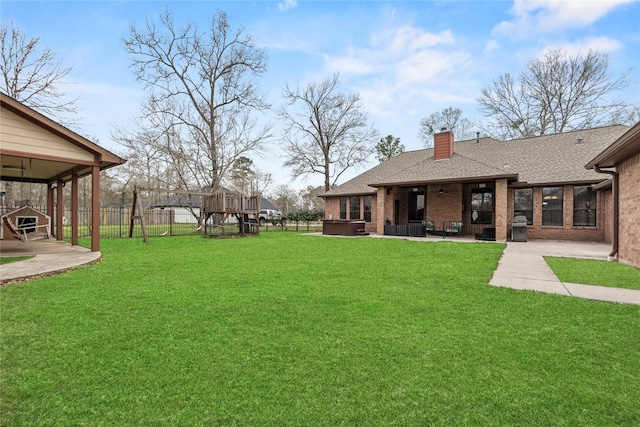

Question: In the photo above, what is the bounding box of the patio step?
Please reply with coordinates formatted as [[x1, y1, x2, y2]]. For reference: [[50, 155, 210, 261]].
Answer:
[[356, 228, 369, 236]]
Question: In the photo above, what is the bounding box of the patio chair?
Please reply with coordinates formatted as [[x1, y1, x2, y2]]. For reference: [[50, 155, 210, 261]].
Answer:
[[445, 221, 463, 237], [422, 219, 434, 235], [3, 216, 50, 242]]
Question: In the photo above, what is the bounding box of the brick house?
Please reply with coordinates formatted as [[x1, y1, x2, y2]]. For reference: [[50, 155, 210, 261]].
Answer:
[[322, 124, 635, 244], [586, 122, 640, 268]]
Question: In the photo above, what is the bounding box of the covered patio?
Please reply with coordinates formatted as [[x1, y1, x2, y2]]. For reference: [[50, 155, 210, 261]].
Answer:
[[1, 93, 126, 252], [375, 178, 515, 241]]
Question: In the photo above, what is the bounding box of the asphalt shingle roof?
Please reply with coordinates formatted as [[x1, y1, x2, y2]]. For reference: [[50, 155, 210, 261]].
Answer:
[[322, 125, 630, 197]]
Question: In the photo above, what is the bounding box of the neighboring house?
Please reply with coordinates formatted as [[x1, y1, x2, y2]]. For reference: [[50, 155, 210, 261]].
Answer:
[[149, 195, 202, 225], [586, 122, 640, 268], [0, 93, 126, 251], [322, 124, 635, 243]]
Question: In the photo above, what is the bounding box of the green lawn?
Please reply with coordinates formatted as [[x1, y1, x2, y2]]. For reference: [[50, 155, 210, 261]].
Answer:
[[546, 256, 640, 290], [0, 256, 34, 265], [2, 234, 639, 425]]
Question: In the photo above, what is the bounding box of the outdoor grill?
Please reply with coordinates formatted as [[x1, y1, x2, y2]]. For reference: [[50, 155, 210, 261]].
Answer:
[[511, 215, 528, 242]]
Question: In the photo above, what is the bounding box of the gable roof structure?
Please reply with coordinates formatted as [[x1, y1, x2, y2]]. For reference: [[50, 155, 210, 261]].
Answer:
[[323, 125, 630, 197], [585, 122, 640, 169], [0, 92, 125, 183]]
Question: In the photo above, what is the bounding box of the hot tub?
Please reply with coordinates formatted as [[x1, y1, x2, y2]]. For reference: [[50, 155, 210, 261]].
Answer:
[[322, 219, 366, 236]]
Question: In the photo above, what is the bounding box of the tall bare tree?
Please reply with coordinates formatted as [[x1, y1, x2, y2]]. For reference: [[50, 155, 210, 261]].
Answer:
[[418, 107, 476, 147], [279, 74, 379, 192], [478, 49, 634, 139], [0, 22, 79, 123], [122, 9, 272, 193]]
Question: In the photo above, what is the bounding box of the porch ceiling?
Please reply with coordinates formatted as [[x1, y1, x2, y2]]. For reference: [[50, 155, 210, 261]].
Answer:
[[1, 154, 83, 183]]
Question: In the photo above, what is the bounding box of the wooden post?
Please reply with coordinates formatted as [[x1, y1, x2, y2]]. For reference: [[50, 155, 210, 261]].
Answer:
[[129, 186, 148, 243], [71, 171, 79, 246], [91, 165, 100, 252], [56, 177, 64, 241]]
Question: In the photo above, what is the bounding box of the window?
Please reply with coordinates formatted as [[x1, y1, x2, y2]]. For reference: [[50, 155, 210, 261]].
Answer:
[[339, 197, 347, 219], [350, 196, 361, 220], [471, 189, 493, 224], [364, 196, 372, 222], [542, 187, 563, 226], [514, 188, 533, 225], [574, 186, 596, 226], [408, 191, 425, 222]]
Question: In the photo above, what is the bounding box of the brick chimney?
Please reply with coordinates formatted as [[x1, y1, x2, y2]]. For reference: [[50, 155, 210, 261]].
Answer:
[[434, 129, 454, 160]]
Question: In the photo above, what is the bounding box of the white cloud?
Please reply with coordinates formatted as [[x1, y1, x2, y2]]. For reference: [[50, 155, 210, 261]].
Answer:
[[494, 0, 635, 37], [317, 22, 476, 146], [484, 40, 500, 53], [277, 0, 297, 12], [538, 36, 624, 57]]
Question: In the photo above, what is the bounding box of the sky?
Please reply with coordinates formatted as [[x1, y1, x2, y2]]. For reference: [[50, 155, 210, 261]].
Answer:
[[2, 0, 640, 191]]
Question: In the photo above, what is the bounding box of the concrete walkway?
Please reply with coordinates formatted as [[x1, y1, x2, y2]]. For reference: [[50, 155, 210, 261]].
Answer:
[[0, 240, 101, 284], [489, 240, 640, 305], [367, 234, 640, 305]]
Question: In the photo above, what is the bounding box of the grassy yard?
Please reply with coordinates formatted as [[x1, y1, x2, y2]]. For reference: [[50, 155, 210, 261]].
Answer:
[[1, 234, 639, 425], [545, 256, 640, 290], [0, 256, 33, 265]]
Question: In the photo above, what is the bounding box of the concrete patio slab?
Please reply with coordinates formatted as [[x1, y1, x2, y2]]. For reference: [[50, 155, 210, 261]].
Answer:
[[0, 239, 101, 284]]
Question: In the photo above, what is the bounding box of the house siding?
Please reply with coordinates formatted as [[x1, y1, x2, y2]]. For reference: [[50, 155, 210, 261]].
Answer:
[[1, 108, 95, 163], [618, 152, 640, 268]]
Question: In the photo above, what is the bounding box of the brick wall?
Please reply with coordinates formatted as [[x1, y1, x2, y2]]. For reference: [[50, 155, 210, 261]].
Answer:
[[517, 186, 605, 242], [618, 153, 640, 268], [324, 197, 340, 220], [425, 183, 462, 230], [602, 189, 613, 244], [493, 179, 508, 241]]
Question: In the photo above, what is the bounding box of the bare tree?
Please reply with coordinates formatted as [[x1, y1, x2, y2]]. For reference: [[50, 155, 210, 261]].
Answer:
[[269, 184, 300, 215], [279, 74, 379, 192], [122, 8, 272, 193], [111, 126, 168, 191], [478, 49, 634, 139], [375, 134, 404, 163], [0, 22, 79, 123], [298, 185, 325, 211], [418, 107, 476, 147]]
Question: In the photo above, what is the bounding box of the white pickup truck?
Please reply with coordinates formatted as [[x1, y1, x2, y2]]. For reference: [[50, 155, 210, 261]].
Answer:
[[257, 209, 283, 227]]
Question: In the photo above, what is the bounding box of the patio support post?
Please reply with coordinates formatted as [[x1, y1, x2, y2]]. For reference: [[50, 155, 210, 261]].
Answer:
[[71, 171, 79, 246], [56, 177, 64, 241], [494, 178, 508, 242], [376, 187, 386, 235], [46, 182, 54, 219], [91, 165, 100, 252]]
